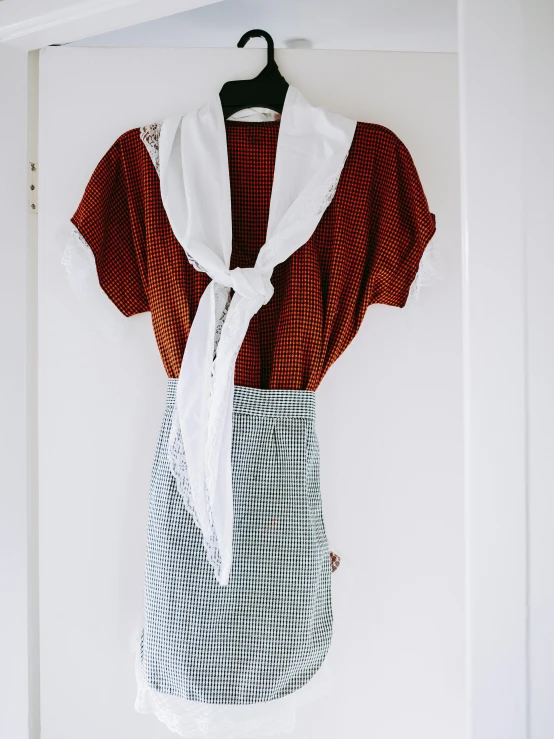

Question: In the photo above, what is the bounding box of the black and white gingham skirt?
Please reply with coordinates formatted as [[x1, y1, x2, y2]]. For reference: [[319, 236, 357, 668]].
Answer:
[[140, 381, 332, 706]]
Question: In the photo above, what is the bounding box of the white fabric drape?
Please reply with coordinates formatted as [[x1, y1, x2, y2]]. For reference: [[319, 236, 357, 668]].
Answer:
[[158, 87, 356, 585]]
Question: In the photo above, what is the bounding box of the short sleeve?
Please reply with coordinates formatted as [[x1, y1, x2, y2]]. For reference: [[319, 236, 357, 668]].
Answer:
[[364, 132, 436, 309], [69, 134, 149, 317]]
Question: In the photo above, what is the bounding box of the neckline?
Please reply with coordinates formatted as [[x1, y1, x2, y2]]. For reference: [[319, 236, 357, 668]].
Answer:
[[158, 85, 357, 277]]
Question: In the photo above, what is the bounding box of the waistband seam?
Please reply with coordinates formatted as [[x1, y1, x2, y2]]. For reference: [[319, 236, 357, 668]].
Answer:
[[165, 381, 316, 418]]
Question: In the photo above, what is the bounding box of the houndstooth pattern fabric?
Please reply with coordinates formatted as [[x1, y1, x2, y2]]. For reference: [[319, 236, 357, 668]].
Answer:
[[141, 381, 331, 705], [70, 121, 436, 384]]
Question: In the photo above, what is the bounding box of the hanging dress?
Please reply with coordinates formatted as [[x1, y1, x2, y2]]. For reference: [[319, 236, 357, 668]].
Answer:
[[63, 87, 437, 737]]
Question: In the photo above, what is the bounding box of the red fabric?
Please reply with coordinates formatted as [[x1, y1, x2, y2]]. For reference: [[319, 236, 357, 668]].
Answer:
[[330, 551, 341, 573], [71, 119, 435, 389]]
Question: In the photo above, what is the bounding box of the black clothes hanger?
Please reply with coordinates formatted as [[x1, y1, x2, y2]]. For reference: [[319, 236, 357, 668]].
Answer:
[[219, 30, 289, 120]]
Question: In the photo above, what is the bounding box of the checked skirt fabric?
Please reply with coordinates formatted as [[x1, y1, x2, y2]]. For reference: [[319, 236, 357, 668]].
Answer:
[[140, 381, 332, 705]]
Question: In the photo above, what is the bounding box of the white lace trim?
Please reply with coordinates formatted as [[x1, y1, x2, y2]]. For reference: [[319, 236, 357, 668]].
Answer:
[[61, 227, 96, 282], [168, 405, 225, 580], [134, 639, 332, 738], [204, 295, 252, 528], [61, 227, 129, 342], [274, 167, 343, 232], [212, 284, 233, 360], [140, 122, 161, 175], [407, 232, 441, 304], [167, 282, 234, 583]]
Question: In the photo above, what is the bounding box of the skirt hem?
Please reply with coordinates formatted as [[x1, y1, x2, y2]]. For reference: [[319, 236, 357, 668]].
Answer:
[[134, 635, 333, 738]]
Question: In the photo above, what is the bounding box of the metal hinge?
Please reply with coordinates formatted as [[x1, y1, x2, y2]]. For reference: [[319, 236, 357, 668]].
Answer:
[[28, 161, 38, 214]]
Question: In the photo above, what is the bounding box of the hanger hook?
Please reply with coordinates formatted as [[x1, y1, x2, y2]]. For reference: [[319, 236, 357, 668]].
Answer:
[[237, 29, 275, 66]]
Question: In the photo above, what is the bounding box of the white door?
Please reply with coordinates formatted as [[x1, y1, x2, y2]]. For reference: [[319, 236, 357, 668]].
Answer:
[[38, 45, 463, 739]]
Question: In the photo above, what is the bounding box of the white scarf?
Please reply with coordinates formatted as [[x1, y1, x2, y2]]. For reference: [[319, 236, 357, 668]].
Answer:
[[159, 86, 356, 585]]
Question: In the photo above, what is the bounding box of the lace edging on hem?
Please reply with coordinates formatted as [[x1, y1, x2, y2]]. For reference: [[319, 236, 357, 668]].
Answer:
[[134, 636, 332, 738]]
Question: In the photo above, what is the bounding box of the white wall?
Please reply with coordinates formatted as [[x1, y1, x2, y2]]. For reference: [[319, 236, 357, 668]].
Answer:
[[70, 0, 457, 52], [0, 0, 220, 48], [38, 46, 463, 739], [458, 0, 528, 736], [458, 1, 554, 737], [522, 1, 554, 737], [0, 44, 35, 739]]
